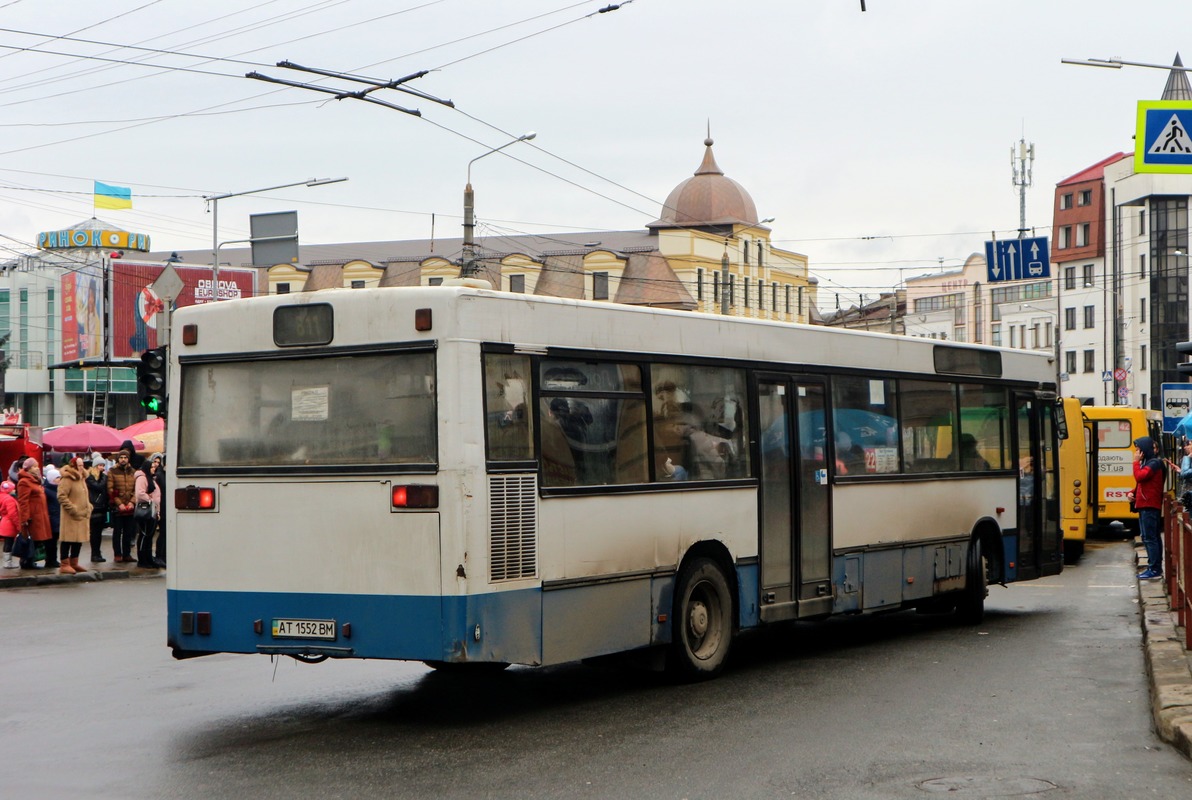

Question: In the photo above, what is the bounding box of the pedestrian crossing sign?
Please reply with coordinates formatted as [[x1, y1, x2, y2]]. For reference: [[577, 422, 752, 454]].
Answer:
[[1135, 101, 1192, 174]]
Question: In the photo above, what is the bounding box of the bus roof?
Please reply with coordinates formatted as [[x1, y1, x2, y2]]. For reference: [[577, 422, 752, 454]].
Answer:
[[174, 286, 1055, 385]]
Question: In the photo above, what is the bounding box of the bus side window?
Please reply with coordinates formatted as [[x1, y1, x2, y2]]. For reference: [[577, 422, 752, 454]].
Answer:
[[483, 353, 534, 462], [901, 380, 958, 473], [650, 366, 748, 482]]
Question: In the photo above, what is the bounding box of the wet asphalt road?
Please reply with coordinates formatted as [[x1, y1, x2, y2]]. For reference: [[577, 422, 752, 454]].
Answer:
[[4, 538, 1190, 799]]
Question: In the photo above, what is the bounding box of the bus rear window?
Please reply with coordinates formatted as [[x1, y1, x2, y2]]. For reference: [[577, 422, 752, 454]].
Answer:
[[178, 351, 436, 468]]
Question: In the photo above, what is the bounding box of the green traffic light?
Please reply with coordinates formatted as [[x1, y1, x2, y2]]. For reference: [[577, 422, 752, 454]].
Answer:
[[143, 397, 162, 413]]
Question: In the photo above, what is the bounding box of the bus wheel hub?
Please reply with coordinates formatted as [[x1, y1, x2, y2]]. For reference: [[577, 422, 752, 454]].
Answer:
[[689, 601, 709, 637]]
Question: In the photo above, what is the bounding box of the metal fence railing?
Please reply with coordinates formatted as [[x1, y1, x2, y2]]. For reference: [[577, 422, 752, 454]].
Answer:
[[1163, 497, 1191, 650]]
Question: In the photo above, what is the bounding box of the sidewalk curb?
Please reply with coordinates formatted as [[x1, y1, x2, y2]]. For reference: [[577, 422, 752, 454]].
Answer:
[[0, 568, 164, 589], [1136, 548, 1192, 761]]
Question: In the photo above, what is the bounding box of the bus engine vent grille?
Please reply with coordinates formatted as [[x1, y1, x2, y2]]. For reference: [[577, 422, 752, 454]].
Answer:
[[489, 475, 538, 582]]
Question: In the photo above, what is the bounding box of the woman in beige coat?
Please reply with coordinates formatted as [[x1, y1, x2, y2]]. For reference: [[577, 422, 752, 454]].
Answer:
[[57, 456, 93, 575]]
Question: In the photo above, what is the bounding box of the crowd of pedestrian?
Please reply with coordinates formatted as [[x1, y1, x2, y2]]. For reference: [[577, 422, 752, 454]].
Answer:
[[0, 438, 165, 573]]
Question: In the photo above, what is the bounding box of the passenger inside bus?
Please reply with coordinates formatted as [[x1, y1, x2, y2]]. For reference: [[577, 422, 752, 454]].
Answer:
[[956, 433, 991, 471]]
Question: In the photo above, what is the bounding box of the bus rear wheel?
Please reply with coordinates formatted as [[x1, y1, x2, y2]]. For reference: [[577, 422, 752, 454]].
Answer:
[[1063, 539, 1084, 565], [668, 558, 733, 681], [955, 537, 988, 625]]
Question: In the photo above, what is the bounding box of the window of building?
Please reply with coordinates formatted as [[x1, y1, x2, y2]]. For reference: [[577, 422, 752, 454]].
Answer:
[[1083, 305, 1095, 328], [785, 285, 791, 314], [1078, 189, 1092, 206], [757, 241, 764, 268], [1076, 223, 1090, 247], [1141, 344, 1147, 371], [1140, 254, 1147, 279], [1139, 209, 1147, 235], [772, 282, 778, 311], [276, 283, 291, 294], [1059, 226, 1072, 248], [428, 277, 443, 286], [1060, 193, 1073, 210], [1065, 351, 1077, 375], [991, 325, 1001, 347], [1140, 298, 1146, 324], [593, 272, 609, 300], [509, 274, 525, 293], [744, 277, 751, 308], [1082, 264, 1094, 287], [743, 240, 750, 265], [758, 280, 765, 310], [1083, 350, 1095, 373], [1064, 307, 1075, 331], [1064, 266, 1076, 291], [696, 268, 704, 301], [350, 280, 366, 289]]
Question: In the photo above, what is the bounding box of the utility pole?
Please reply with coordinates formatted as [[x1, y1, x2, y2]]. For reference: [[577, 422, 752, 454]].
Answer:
[[1011, 137, 1035, 239]]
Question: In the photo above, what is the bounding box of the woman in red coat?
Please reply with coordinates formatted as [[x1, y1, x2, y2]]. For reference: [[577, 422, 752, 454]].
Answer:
[[17, 457, 52, 570]]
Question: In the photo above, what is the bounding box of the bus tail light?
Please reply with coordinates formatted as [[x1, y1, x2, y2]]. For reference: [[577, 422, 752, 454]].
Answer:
[[392, 484, 438, 509], [175, 486, 216, 510]]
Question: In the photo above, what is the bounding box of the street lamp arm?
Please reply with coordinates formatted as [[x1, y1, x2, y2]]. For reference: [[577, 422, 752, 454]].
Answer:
[[467, 132, 536, 185], [1062, 57, 1192, 72], [205, 177, 347, 204], [208, 177, 348, 299]]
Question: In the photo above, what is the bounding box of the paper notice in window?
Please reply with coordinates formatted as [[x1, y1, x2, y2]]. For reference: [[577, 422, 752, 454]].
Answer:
[[292, 386, 329, 421]]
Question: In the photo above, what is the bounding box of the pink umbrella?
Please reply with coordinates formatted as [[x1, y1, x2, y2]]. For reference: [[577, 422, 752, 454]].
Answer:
[[43, 422, 143, 453]]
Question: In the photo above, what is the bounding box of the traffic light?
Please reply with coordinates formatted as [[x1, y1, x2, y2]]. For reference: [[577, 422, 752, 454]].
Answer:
[[137, 346, 168, 416], [1178, 341, 1192, 376]]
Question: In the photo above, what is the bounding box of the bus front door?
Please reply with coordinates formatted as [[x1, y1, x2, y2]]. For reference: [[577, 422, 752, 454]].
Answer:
[[1015, 393, 1063, 580], [757, 377, 833, 622]]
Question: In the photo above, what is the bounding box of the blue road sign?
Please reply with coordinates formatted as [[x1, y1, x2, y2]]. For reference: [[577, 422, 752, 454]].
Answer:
[[1135, 102, 1192, 174], [1162, 382, 1192, 434], [984, 236, 1050, 283]]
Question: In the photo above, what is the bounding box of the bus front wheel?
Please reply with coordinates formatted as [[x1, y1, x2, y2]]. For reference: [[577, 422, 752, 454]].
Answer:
[[955, 537, 988, 625], [668, 558, 733, 681]]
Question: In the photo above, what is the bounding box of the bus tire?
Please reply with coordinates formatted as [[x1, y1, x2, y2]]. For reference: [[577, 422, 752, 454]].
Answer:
[[1063, 539, 1084, 564], [668, 557, 733, 681], [955, 537, 988, 625]]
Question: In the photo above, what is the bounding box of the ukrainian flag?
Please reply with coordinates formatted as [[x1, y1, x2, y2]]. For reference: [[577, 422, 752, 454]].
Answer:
[[94, 181, 132, 210]]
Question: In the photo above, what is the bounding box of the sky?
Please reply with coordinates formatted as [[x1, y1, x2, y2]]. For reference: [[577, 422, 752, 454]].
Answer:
[[0, 0, 1188, 309]]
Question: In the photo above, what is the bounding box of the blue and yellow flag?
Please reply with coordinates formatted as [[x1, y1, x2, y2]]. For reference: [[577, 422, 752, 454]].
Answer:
[[94, 181, 132, 210]]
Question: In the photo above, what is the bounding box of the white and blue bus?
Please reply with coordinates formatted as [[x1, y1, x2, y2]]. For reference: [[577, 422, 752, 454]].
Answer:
[[167, 286, 1062, 679]]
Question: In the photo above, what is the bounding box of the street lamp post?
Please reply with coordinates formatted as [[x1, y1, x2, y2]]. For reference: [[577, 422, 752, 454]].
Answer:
[[205, 177, 347, 298], [461, 132, 536, 278]]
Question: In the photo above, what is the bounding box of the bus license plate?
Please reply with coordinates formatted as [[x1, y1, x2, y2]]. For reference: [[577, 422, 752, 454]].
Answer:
[[272, 618, 337, 640]]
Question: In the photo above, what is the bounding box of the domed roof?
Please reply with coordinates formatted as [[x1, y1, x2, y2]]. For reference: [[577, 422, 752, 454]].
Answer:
[[648, 137, 759, 230]]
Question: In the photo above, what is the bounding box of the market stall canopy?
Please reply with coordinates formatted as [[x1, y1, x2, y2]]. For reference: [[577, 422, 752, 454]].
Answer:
[[120, 418, 164, 454], [43, 422, 143, 453]]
